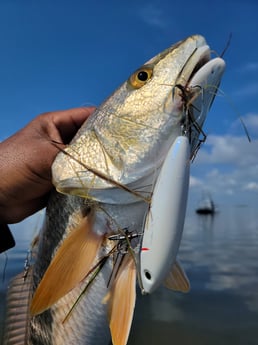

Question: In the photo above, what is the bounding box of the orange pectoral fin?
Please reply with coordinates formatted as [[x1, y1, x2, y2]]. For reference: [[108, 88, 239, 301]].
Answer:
[[163, 260, 190, 293], [105, 254, 136, 345], [30, 213, 104, 316]]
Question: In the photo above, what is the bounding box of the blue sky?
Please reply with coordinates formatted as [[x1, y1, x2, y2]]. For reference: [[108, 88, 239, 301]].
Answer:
[[0, 0, 258, 209]]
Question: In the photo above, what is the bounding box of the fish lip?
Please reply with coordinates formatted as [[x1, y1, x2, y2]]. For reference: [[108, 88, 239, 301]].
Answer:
[[187, 50, 211, 84], [183, 46, 211, 88]]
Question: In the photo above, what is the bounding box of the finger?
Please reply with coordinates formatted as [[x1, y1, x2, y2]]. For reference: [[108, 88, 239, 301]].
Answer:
[[52, 107, 96, 143]]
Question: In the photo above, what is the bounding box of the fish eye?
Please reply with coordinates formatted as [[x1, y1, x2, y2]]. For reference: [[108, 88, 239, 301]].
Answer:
[[128, 66, 153, 89], [137, 71, 149, 81]]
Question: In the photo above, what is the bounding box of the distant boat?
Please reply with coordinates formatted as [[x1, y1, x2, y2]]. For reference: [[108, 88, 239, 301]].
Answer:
[[196, 194, 215, 215]]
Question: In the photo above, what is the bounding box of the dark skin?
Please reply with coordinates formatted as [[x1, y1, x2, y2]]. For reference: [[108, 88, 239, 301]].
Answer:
[[0, 107, 95, 224]]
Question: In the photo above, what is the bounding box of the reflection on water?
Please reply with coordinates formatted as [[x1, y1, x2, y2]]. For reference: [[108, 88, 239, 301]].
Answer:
[[129, 205, 258, 345], [1, 206, 258, 344]]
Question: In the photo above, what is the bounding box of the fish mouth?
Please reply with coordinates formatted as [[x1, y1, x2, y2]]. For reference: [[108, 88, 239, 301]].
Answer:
[[187, 51, 211, 84], [179, 44, 212, 87], [181, 44, 226, 154]]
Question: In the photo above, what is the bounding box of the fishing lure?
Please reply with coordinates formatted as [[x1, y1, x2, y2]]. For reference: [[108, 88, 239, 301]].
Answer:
[[140, 56, 225, 294], [140, 135, 190, 293]]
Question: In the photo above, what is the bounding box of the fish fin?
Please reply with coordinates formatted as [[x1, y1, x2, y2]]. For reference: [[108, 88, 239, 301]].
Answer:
[[4, 269, 33, 345], [105, 254, 136, 345], [163, 260, 190, 292], [30, 213, 104, 316]]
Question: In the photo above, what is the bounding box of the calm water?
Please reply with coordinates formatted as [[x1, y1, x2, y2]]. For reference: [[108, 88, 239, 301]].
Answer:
[[1, 205, 258, 344]]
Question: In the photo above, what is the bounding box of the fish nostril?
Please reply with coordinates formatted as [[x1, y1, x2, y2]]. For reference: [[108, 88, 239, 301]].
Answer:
[[144, 270, 152, 280]]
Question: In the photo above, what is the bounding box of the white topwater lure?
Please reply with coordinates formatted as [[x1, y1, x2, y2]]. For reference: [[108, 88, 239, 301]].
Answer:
[[140, 56, 225, 294]]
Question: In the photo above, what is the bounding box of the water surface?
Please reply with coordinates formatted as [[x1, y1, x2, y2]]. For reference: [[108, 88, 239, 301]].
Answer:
[[1, 206, 258, 344]]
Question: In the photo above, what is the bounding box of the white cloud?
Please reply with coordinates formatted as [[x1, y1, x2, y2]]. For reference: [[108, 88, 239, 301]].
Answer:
[[192, 165, 258, 200], [230, 113, 258, 139], [137, 4, 167, 29], [231, 81, 258, 98], [243, 182, 258, 191], [240, 113, 258, 134], [240, 62, 258, 73], [189, 175, 203, 187], [195, 134, 258, 166], [190, 132, 258, 205]]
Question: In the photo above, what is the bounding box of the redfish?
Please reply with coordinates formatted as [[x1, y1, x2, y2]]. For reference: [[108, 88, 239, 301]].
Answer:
[[4, 35, 225, 345]]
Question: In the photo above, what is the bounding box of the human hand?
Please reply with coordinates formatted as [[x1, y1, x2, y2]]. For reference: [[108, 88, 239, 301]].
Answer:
[[0, 107, 95, 224]]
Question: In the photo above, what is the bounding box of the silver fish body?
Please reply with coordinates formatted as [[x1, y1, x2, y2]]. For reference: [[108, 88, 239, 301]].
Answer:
[[29, 193, 112, 345], [4, 35, 225, 345]]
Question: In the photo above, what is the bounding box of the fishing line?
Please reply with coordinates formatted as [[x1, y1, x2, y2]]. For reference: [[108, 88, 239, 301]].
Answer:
[[208, 35, 250, 140], [220, 33, 232, 58], [51, 140, 151, 203], [208, 87, 252, 142], [185, 81, 251, 144], [62, 244, 117, 323], [98, 205, 145, 292], [98, 107, 160, 131]]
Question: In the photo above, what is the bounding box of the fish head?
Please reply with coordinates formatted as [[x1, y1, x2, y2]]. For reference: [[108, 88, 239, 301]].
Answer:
[[52, 35, 225, 200]]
